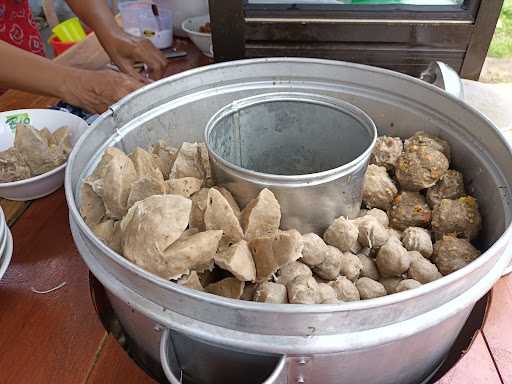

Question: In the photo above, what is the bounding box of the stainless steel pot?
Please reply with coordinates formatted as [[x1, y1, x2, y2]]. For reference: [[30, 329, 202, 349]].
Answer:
[[65, 58, 512, 384], [205, 92, 377, 233]]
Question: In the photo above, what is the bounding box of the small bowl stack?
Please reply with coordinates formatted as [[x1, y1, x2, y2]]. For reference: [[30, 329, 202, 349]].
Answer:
[[0, 207, 13, 281]]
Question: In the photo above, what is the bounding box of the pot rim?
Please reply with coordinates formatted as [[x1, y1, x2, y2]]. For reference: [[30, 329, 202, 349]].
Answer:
[[65, 57, 512, 315]]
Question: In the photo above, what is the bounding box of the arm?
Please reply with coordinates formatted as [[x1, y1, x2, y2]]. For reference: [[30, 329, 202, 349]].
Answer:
[[65, 0, 168, 81], [0, 41, 142, 113]]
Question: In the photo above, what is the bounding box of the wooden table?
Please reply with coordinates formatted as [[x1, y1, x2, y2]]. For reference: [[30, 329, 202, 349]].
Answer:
[[0, 39, 511, 384]]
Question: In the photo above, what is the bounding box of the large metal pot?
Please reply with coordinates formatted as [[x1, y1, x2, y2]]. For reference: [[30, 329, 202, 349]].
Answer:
[[65, 58, 512, 384]]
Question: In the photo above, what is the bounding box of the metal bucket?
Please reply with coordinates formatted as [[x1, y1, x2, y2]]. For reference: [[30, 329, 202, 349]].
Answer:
[[205, 92, 377, 233], [65, 58, 512, 384]]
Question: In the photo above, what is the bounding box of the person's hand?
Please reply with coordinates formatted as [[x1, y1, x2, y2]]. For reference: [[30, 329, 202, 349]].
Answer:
[[101, 30, 168, 82], [59, 68, 144, 113]]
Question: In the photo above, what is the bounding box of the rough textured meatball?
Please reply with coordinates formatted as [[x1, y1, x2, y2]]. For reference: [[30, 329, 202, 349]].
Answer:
[[355, 215, 389, 249], [376, 238, 410, 277], [253, 282, 288, 304], [388, 228, 403, 241], [407, 250, 424, 264], [402, 227, 433, 258], [370, 136, 403, 170], [432, 236, 481, 275], [301, 233, 328, 267], [362, 165, 398, 210], [277, 261, 312, 286], [395, 145, 449, 191], [318, 283, 339, 304], [329, 276, 360, 301], [379, 277, 403, 294], [389, 191, 432, 230], [404, 131, 451, 162], [396, 279, 422, 292], [313, 246, 343, 281], [287, 275, 320, 304], [339, 252, 363, 282], [408, 256, 442, 284], [323, 216, 360, 253], [356, 277, 387, 299], [357, 253, 380, 281], [426, 170, 465, 208], [366, 208, 389, 227], [431, 196, 482, 240]]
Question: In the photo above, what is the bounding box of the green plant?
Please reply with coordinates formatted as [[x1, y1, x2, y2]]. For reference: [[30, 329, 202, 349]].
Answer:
[[489, 0, 512, 58]]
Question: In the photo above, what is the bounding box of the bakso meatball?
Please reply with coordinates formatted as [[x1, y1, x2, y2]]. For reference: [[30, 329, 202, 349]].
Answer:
[[376, 237, 410, 277], [388, 191, 432, 230], [401, 227, 433, 258], [404, 131, 451, 162], [318, 283, 339, 304], [432, 236, 481, 275], [253, 282, 288, 304], [301, 233, 327, 267], [313, 246, 343, 281], [339, 252, 363, 282], [366, 208, 389, 227], [370, 136, 403, 170], [323, 217, 359, 253], [357, 253, 380, 281], [276, 261, 312, 286], [329, 276, 360, 302], [396, 279, 422, 292], [379, 277, 403, 294], [431, 196, 482, 240], [408, 255, 442, 284], [287, 275, 320, 304], [363, 165, 398, 210], [426, 170, 466, 208], [356, 277, 387, 300], [395, 145, 449, 191]]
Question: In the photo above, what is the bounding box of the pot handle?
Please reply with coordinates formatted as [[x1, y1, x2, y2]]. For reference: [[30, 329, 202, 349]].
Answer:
[[159, 328, 289, 383], [420, 61, 465, 100]]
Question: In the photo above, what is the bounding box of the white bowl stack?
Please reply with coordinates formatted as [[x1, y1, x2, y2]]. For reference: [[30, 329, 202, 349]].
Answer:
[[0, 206, 13, 281]]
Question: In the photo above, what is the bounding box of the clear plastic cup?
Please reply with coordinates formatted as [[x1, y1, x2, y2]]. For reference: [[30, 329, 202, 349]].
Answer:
[[119, 1, 152, 37], [139, 8, 173, 49]]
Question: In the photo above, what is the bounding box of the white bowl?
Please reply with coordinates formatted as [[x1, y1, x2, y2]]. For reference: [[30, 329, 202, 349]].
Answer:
[[0, 229, 13, 281], [182, 15, 212, 58], [156, 0, 209, 37], [0, 109, 88, 201]]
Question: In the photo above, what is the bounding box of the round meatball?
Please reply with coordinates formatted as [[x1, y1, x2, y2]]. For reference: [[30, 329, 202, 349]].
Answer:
[[301, 233, 327, 267], [379, 277, 403, 294], [363, 164, 398, 210], [355, 215, 389, 249], [388, 228, 403, 241], [276, 261, 312, 286], [313, 246, 342, 281], [318, 283, 339, 304], [432, 236, 481, 275], [402, 227, 433, 258], [323, 216, 359, 253], [431, 196, 482, 240], [366, 208, 389, 227], [339, 252, 363, 282], [404, 131, 451, 162], [376, 238, 410, 277], [389, 191, 432, 230], [329, 276, 360, 302], [396, 145, 449, 191], [358, 253, 380, 281], [253, 282, 288, 304], [287, 275, 320, 304], [356, 277, 387, 300], [396, 279, 422, 292], [426, 170, 465, 208], [370, 136, 403, 170], [408, 256, 442, 284], [407, 250, 424, 264]]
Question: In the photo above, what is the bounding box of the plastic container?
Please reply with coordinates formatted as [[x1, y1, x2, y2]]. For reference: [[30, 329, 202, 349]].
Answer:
[[52, 17, 87, 43], [0, 109, 88, 201], [48, 35, 76, 56]]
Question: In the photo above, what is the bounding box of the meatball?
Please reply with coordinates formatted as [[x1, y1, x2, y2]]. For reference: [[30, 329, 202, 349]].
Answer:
[[370, 136, 403, 170], [362, 164, 398, 210], [356, 277, 387, 300], [396, 279, 422, 292], [376, 238, 410, 277], [301, 233, 327, 267], [432, 236, 481, 275], [358, 253, 380, 281], [287, 275, 320, 304], [408, 256, 442, 284], [404, 131, 451, 162], [253, 282, 288, 304], [355, 215, 389, 249], [426, 170, 465, 208], [389, 191, 432, 230], [401, 227, 433, 258], [318, 283, 339, 304], [313, 246, 343, 281], [339, 252, 363, 282], [323, 216, 360, 253], [395, 145, 449, 191], [379, 277, 403, 294], [431, 196, 482, 240], [329, 276, 360, 302], [276, 261, 312, 286], [366, 208, 389, 227]]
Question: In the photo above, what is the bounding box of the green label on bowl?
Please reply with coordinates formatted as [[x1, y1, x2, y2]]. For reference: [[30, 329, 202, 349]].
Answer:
[[5, 113, 30, 133]]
